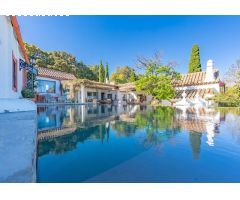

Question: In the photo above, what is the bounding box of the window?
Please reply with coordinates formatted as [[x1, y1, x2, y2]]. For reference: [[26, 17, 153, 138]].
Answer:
[[107, 94, 112, 99], [37, 80, 56, 93], [87, 92, 92, 97], [12, 52, 18, 92], [93, 92, 97, 97], [87, 92, 97, 99]]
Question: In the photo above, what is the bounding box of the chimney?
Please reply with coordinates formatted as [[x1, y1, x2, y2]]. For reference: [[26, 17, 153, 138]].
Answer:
[[105, 78, 109, 84], [205, 59, 215, 82]]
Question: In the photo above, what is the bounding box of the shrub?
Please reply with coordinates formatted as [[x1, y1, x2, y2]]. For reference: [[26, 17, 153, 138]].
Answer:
[[21, 88, 35, 98], [212, 86, 240, 107]]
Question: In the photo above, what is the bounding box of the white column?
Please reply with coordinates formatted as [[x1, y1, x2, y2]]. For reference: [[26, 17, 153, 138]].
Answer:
[[77, 90, 81, 103], [98, 90, 101, 100], [129, 92, 137, 100], [69, 108, 75, 125], [81, 105, 86, 123], [69, 85, 75, 99], [81, 84, 85, 103]]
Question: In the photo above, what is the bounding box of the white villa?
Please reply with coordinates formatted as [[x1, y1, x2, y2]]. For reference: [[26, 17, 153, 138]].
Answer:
[[173, 59, 225, 107], [114, 59, 225, 107], [35, 67, 76, 102], [59, 59, 224, 107], [0, 16, 36, 113], [61, 79, 152, 105], [62, 79, 120, 104]]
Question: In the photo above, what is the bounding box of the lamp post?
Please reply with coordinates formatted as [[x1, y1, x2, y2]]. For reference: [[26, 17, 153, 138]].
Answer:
[[29, 52, 40, 91]]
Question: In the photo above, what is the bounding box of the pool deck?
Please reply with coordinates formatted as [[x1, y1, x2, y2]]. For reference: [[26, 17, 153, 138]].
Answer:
[[0, 99, 36, 113], [0, 111, 37, 182]]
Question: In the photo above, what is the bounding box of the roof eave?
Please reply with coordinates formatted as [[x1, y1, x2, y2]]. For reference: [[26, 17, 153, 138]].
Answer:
[[10, 16, 29, 63]]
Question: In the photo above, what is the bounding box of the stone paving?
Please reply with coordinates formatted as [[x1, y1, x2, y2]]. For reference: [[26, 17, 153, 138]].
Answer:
[[0, 111, 37, 182]]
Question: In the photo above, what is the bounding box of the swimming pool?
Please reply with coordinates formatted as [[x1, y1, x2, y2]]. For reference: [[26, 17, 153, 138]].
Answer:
[[37, 105, 240, 182]]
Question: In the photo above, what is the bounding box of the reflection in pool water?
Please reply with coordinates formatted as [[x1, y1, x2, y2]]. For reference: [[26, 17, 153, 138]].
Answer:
[[37, 105, 240, 182]]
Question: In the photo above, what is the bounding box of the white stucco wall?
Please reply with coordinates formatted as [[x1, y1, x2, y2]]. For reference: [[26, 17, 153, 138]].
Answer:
[[175, 83, 220, 93], [117, 91, 152, 104], [36, 76, 61, 96], [117, 91, 126, 102], [0, 16, 25, 99], [76, 85, 118, 103]]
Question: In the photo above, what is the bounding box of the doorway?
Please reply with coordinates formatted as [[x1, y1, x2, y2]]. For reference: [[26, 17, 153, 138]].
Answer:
[[107, 94, 112, 100], [101, 92, 105, 100]]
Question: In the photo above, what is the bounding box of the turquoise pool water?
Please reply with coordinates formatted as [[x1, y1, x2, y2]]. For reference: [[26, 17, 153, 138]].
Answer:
[[37, 105, 240, 182]]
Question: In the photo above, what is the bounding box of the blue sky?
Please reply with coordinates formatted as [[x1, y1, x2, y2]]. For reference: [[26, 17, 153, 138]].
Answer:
[[18, 16, 240, 76]]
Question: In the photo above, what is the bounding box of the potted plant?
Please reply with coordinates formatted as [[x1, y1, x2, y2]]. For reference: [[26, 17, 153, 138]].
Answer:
[[21, 88, 36, 101]]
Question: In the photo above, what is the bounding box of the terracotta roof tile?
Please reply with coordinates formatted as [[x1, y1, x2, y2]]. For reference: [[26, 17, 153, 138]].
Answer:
[[63, 79, 118, 90], [37, 67, 76, 80], [82, 79, 118, 90], [174, 71, 220, 87], [175, 119, 206, 133], [10, 16, 29, 63], [118, 83, 136, 92]]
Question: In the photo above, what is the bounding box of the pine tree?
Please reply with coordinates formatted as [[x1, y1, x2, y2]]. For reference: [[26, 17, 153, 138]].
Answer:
[[105, 62, 109, 82], [188, 44, 202, 73], [99, 60, 104, 83]]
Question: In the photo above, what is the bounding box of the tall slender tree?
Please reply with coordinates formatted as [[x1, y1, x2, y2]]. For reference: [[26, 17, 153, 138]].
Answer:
[[129, 70, 137, 82], [99, 60, 105, 83], [105, 62, 109, 82], [188, 44, 202, 73]]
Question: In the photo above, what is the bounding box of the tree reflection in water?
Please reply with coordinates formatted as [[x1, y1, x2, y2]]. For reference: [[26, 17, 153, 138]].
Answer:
[[38, 105, 224, 159], [189, 131, 202, 160], [133, 106, 181, 149], [110, 106, 181, 150]]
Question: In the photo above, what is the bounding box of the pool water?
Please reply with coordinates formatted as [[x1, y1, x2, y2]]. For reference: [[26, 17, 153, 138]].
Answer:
[[37, 105, 240, 182]]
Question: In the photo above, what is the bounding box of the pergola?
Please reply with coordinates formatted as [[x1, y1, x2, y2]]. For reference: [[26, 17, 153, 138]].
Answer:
[[62, 79, 119, 100]]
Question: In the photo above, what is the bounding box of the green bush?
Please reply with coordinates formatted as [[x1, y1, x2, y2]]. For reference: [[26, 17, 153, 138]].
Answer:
[[212, 86, 240, 107], [21, 88, 35, 98]]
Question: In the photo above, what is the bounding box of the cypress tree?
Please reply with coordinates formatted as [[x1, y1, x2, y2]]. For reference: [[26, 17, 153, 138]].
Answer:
[[105, 62, 109, 82], [188, 44, 202, 73], [99, 60, 104, 83], [129, 70, 136, 82]]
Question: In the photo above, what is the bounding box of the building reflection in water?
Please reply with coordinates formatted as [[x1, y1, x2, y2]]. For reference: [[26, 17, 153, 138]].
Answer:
[[37, 105, 225, 159], [37, 105, 133, 157], [175, 106, 222, 159]]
